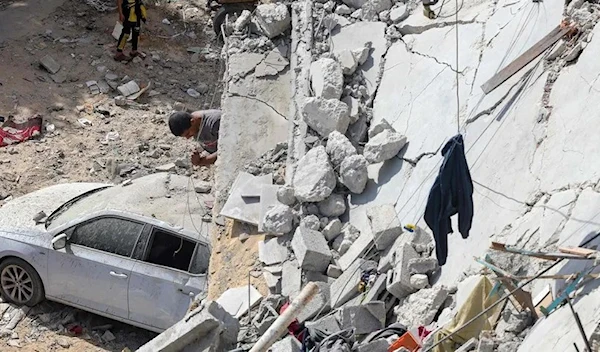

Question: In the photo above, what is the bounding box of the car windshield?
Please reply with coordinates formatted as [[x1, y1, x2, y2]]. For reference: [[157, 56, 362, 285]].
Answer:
[[45, 186, 111, 229]]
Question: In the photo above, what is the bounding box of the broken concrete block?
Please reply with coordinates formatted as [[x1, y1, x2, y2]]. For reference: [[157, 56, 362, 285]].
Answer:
[[394, 286, 450, 326], [291, 226, 332, 272], [277, 184, 296, 206], [259, 238, 289, 265], [216, 285, 263, 318], [255, 3, 291, 39], [255, 49, 289, 77], [363, 273, 387, 303], [366, 204, 403, 251], [40, 55, 61, 74], [270, 335, 302, 352], [332, 223, 361, 255], [305, 315, 341, 335], [362, 0, 392, 21], [263, 205, 293, 234], [318, 193, 347, 217], [337, 49, 358, 75], [293, 146, 336, 202], [347, 114, 368, 146], [386, 243, 419, 299], [410, 274, 429, 290], [282, 260, 302, 298], [331, 259, 377, 308], [342, 0, 368, 8], [368, 119, 393, 139], [229, 53, 265, 77], [341, 96, 360, 124], [364, 129, 407, 163], [338, 230, 374, 271], [310, 58, 344, 100], [301, 215, 321, 231], [221, 172, 273, 225], [340, 154, 369, 194], [338, 301, 385, 335], [323, 219, 343, 241], [565, 42, 583, 62], [326, 131, 357, 167], [547, 40, 567, 61], [234, 10, 252, 31], [263, 271, 281, 293], [297, 282, 331, 323], [194, 181, 212, 193], [390, 4, 409, 23], [352, 42, 372, 66], [477, 331, 495, 352], [117, 80, 141, 97], [407, 257, 439, 275], [327, 264, 343, 278]]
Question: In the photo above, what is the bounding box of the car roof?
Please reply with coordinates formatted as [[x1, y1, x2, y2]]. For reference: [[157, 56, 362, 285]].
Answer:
[[47, 173, 212, 243]]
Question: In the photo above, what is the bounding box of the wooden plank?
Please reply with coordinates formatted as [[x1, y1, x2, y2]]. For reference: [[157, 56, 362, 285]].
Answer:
[[558, 246, 598, 257], [481, 25, 569, 94], [490, 242, 594, 261]]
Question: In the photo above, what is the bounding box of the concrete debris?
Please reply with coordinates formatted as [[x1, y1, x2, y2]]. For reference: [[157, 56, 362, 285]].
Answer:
[[297, 282, 331, 323], [332, 223, 361, 255], [335, 4, 353, 15], [156, 163, 176, 172], [565, 42, 583, 62], [302, 97, 351, 137], [337, 49, 358, 75], [394, 286, 450, 327], [255, 49, 289, 78], [368, 118, 394, 138], [264, 271, 281, 293], [341, 96, 360, 124], [234, 10, 252, 32], [220, 172, 272, 225], [366, 204, 402, 250], [338, 301, 386, 335], [301, 214, 322, 231], [386, 243, 419, 299], [331, 259, 377, 308], [495, 309, 533, 337], [229, 53, 265, 77], [342, 0, 368, 8], [40, 55, 61, 74], [361, 0, 393, 21], [455, 338, 478, 352], [138, 301, 239, 352], [291, 226, 332, 272], [327, 264, 343, 278], [339, 154, 369, 194], [323, 218, 343, 241], [216, 285, 263, 319], [305, 314, 342, 335], [477, 331, 495, 352], [390, 4, 409, 23], [326, 131, 357, 167], [277, 184, 296, 206], [194, 181, 212, 194], [353, 42, 372, 66], [364, 129, 407, 163], [259, 238, 289, 265], [263, 204, 294, 234], [310, 58, 344, 100], [281, 260, 302, 298], [364, 273, 387, 303], [292, 146, 336, 202], [118, 80, 140, 97], [270, 335, 302, 352], [407, 257, 439, 275], [410, 274, 429, 290], [318, 193, 347, 217], [255, 3, 291, 39], [102, 330, 116, 342], [187, 88, 201, 98]]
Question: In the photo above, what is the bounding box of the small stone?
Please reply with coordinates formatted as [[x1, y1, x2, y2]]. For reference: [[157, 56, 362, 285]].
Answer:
[[277, 184, 296, 206], [390, 4, 409, 23], [162, 18, 171, 25], [301, 215, 321, 231], [40, 55, 61, 74], [114, 96, 127, 106], [340, 154, 369, 194], [156, 163, 176, 172], [194, 181, 212, 193], [322, 218, 343, 241], [368, 118, 394, 138], [105, 73, 118, 81], [410, 274, 429, 289], [364, 129, 407, 163], [117, 81, 140, 96], [190, 53, 200, 63], [57, 338, 71, 348], [318, 194, 346, 217], [196, 82, 209, 94], [335, 4, 352, 15], [352, 42, 372, 66], [326, 130, 357, 167], [187, 88, 201, 98], [102, 330, 116, 342], [263, 205, 294, 234], [310, 58, 343, 99], [293, 146, 336, 202]]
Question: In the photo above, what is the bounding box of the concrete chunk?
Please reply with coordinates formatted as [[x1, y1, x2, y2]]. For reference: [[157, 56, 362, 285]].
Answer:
[[300, 215, 321, 231], [259, 184, 282, 232], [363, 273, 387, 303], [407, 257, 439, 275], [338, 230, 374, 271], [410, 274, 429, 289], [220, 172, 273, 225], [364, 129, 407, 163], [228, 53, 264, 77], [368, 118, 394, 138], [394, 286, 450, 326], [291, 226, 332, 272], [340, 154, 369, 194], [302, 97, 351, 137], [277, 184, 296, 206], [332, 223, 361, 255], [282, 260, 302, 299], [366, 204, 402, 251], [390, 4, 409, 23], [216, 285, 263, 319], [318, 193, 347, 217], [258, 238, 289, 265], [357, 339, 391, 352], [338, 301, 385, 335], [255, 49, 289, 77], [297, 282, 331, 323], [305, 315, 341, 335], [117, 80, 141, 97], [331, 259, 377, 308], [342, 96, 360, 124], [342, 0, 368, 8], [338, 49, 358, 75], [270, 335, 302, 352], [456, 337, 478, 352], [40, 55, 61, 74], [263, 204, 294, 234], [310, 58, 344, 100], [386, 243, 419, 299], [255, 3, 291, 39], [323, 219, 343, 241], [293, 146, 336, 202], [326, 131, 357, 167], [263, 271, 281, 293], [327, 264, 343, 278]]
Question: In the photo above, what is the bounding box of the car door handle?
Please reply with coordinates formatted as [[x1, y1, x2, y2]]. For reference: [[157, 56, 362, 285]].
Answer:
[[109, 271, 128, 279]]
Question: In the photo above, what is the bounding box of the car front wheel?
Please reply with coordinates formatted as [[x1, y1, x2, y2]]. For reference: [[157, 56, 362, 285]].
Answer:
[[0, 258, 44, 306]]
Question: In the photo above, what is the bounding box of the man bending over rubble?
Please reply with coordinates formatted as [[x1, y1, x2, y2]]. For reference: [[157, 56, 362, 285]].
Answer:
[[168, 110, 221, 166]]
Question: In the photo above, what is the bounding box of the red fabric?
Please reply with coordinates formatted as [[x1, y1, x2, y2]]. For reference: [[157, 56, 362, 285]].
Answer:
[[417, 326, 431, 340], [279, 302, 305, 342], [0, 115, 42, 147]]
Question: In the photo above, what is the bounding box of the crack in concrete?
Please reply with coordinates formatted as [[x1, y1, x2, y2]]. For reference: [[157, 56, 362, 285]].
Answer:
[[228, 92, 293, 123], [402, 151, 437, 166], [399, 18, 478, 36], [399, 38, 466, 75]]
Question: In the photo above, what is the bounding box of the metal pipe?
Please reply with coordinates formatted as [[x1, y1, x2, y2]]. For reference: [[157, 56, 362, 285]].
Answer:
[[566, 294, 592, 352], [249, 282, 320, 352]]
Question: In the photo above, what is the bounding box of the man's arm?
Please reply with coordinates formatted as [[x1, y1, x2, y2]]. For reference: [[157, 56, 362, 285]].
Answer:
[[191, 150, 217, 166], [203, 152, 217, 165], [117, 0, 124, 22]]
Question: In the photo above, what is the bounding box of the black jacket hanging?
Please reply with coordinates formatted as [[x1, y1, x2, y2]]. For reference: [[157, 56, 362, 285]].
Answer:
[[424, 134, 473, 266]]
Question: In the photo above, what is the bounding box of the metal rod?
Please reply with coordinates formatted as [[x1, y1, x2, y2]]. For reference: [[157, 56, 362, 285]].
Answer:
[[248, 270, 252, 326], [425, 232, 600, 352], [574, 342, 580, 352], [249, 282, 319, 352], [566, 294, 592, 352]]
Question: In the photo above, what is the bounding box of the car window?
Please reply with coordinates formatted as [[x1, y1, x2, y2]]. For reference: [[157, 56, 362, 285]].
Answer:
[[145, 228, 196, 272], [71, 217, 143, 257], [190, 244, 210, 275]]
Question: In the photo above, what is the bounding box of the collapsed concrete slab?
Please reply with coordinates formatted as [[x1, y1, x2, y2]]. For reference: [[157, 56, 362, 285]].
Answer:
[[310, 58, 344, 99], [291, 226, 332, 272], [255, 48, 289, 78], [255, 3, 291, 39], [137, 301, 239, 352], [302, 97, 351, 137], [292, 146, 336, 202]]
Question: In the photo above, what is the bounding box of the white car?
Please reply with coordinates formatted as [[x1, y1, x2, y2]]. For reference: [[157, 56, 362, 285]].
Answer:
[[0, 173, 212, 333]]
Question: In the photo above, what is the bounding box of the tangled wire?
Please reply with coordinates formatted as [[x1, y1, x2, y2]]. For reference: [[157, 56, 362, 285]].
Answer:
[[85, 0, 117, 12]]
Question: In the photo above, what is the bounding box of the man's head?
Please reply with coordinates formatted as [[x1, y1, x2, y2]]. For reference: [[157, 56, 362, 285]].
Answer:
[[168, 111, 201, 139]]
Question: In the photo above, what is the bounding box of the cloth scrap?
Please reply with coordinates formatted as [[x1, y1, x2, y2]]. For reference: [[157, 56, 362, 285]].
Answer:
[[0, 115, 42, 147]]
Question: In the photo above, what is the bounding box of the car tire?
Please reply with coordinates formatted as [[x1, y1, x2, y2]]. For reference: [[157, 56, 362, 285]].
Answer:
[[0, 258, 45, 307]]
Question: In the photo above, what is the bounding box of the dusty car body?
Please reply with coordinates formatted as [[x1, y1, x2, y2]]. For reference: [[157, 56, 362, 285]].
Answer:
[[0, 173, 212, 333]]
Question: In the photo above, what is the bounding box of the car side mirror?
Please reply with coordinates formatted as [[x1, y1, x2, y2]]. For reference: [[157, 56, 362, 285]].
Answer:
[[52, 233, 68, 250]]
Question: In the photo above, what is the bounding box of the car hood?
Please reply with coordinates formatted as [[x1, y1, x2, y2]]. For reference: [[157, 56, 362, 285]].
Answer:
[[0, 226, 50, 247], [0, 182, 109, 231]]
